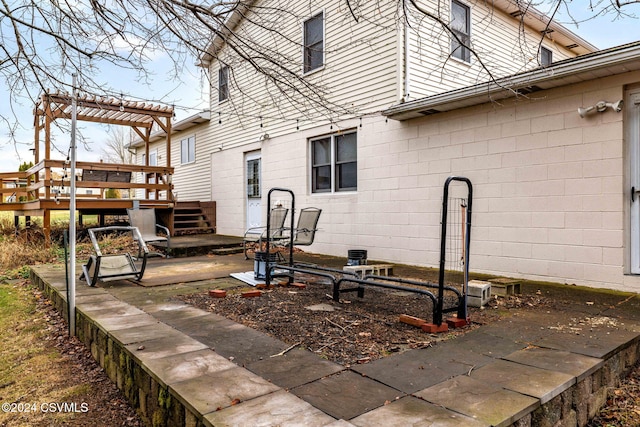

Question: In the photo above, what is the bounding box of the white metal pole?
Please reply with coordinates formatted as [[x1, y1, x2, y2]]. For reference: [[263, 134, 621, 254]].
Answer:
[[69, 75, 77, 336]]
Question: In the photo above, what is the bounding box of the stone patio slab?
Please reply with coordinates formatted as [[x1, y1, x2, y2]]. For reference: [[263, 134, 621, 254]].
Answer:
[[124, 333, 209, 363], [290, 370, 403, 420], [204, 389, 337, 427], [169, 366, 280, 416], [451, 329, 527, 358], [90, 312, 159, 331], [74, 293, 116, 303], [176, 314, 289, 365], [531, 324, 640, 359], [352, 341, 494, 394], [143, 349, 238, 385], [416, 375, 539, 427], [142, 303, 211, 323], [479, 312, 553, 343], [470, 359, 575, 404], [76, 299, 132, 313], [324, 420, 356, 426], [245, 348, 345, 389], [503, 347, 603, 382], [75, 286, 109, 297], [350, 395, 487, 427], [108, 322, 178, 345]]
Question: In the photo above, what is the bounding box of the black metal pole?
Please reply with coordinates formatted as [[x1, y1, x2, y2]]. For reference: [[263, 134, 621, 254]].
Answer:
[[265, 187, 295, 286], [437, 176, 473, 326]]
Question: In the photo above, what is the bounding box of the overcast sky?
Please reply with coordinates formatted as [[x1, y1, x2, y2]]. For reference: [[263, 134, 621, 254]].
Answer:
[[0, 3, 638, 173]]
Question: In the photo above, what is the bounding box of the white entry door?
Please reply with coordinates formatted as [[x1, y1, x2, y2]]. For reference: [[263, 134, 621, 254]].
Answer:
[[630, 90, 640, 273], [245, 151, 262, 229]]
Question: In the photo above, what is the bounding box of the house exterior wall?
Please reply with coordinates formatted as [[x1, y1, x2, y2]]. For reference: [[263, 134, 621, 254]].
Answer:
[[208, 0, 400, 150], [167, 122, 213, 201], [212, 70, 640, 292], [133, 121, 213, 201], [208, 0, 580, 137], [406, 0, 577, 99]]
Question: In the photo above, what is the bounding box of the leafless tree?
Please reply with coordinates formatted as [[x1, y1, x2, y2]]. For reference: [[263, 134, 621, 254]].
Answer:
[[100, 126, 134, 165], [0, 0, 638, 136]]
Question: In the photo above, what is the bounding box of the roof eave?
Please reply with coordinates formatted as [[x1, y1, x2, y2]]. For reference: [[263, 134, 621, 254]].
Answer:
[[383, 41, 640, 121], [490, 0, 598, 54], [128, 110, 211, 149], [200, 0, 257, 67]]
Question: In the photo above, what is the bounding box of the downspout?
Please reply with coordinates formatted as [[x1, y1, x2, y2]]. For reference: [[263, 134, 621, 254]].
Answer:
[[404, 18, 411, 102]]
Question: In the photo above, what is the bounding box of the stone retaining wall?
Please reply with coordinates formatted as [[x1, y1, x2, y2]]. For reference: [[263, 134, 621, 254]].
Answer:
[[30, 269, 640, 427], [30, 271, 202, 427]]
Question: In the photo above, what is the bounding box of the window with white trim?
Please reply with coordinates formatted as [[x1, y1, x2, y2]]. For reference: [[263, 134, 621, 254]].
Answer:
[[218, 66, 229, 102], [540, 46, 552, 67], [311, 131, 357, 193], [180, 136, 195, 164], [451, 0, 471, 62], [303, 12, 324, 73]]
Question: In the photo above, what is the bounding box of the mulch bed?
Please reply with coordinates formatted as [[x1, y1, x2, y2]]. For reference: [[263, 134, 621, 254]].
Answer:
[[177, 275, 523, 366]]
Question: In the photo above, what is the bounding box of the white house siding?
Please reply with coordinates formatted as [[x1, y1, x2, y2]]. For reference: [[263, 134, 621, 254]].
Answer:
[[407, 0, 577, 99], [201, 0, 596, 234], [204, 0, 400, 224], [208, 0, 399, 150], [168, 122, 214, 202], [133, 139, 168, 199], [213, 69, 640, 293]]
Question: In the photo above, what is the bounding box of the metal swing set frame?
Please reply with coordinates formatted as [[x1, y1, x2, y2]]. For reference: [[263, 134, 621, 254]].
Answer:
[[263, 176, 473, 326]]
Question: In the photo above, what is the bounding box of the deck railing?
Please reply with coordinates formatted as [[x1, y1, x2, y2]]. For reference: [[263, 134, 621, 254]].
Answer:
[[1, 159, 174, 206]]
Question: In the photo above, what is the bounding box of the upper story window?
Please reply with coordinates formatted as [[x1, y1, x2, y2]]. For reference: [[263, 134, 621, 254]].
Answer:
[[181, 136, 195, 164], [304, 12, 324, 73], [218, 66, 229, 102], [451, 0, 471, 63], [311, 131, 357, 193], [540, 46, 553, 67]]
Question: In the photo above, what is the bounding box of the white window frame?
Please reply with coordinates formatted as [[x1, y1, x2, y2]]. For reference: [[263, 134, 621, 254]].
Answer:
[[310, 130, 357, 194], [218, 65, 229, 103], [540, 46, 553, 67], [303, 11, 325, 75], [180, 135, 196, 165], [451, 0, 471, 63]]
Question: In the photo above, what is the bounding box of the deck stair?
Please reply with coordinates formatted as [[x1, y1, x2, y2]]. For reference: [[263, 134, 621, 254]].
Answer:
[[173, 201, 216, 236]]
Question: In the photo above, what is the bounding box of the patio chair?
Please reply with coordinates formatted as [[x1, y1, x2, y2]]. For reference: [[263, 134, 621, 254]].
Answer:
[[80, 226, 149, 287], [273, 207, 322, 250], [289, 207, 322, 247], [243, 206, 288, 259], [127, 208, 171, 258]]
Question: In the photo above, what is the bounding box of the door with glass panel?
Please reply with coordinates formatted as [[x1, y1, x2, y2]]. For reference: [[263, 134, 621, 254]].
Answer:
[[245, 151, 262, 229]]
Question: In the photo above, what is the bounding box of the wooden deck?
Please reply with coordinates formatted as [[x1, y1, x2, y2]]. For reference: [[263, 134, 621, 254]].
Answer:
[[1, 159, 176, 238]]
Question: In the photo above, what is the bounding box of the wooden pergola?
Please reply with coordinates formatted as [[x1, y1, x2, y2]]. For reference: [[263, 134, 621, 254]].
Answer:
[[34, 92, 174, 166], [0, 92, 176, 240]]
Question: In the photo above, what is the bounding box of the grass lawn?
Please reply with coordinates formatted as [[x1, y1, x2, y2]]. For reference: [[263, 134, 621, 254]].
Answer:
[[0, 279, 88, 426], [0, 211, 100, 228], [0, 278, 142, 426]]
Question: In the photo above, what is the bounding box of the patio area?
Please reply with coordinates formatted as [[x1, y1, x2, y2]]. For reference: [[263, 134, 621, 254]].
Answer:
[[29, 251, 640, 426]]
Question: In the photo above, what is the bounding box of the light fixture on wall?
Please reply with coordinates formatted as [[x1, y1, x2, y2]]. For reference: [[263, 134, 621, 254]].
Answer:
[[259, 133, 270, 142], [578, 100, 624, 118]]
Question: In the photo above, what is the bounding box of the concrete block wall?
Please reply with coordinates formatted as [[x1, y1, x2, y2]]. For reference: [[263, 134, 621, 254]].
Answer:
[[211, 71, 640, 292]]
